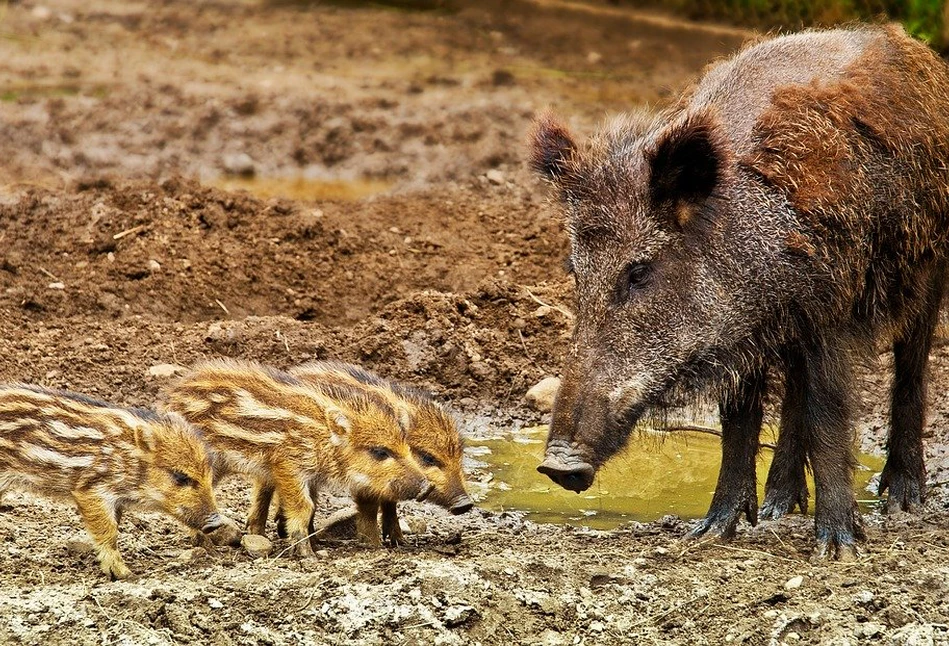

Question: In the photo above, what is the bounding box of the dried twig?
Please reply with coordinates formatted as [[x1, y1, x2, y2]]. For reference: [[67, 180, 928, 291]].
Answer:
[[38, 266, 60, 281], [657, 424, 777, 451], [215, 299, 230, 316], [112, 224, 145, 240], [521, 287, 574, 320]]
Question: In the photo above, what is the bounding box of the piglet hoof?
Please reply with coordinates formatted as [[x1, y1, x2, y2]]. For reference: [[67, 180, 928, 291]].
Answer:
[[760, 484, 809, 521], [103, 560, 133, 581], [878, 467, 924, 514], [382, 524, 407, 548]]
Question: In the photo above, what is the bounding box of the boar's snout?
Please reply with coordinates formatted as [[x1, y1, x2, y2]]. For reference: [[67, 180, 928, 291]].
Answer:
[[537, 458, 595, 492], [201, 513, 225, 534], [449, 494, 474, 515]]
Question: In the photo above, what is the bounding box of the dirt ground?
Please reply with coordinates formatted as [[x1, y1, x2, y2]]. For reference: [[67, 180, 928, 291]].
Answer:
[[0, 1, 948, 644]]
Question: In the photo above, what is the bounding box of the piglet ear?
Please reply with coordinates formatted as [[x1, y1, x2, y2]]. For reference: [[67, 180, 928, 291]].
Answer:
[[529, 113, 576, 181], [325, 405, 352, 439], [647, 110, 728, 226]]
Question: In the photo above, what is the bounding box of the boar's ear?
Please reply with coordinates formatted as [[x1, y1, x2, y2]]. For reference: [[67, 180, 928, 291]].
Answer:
[[647, 110, 727, 227], [529, 113, 576, 182]]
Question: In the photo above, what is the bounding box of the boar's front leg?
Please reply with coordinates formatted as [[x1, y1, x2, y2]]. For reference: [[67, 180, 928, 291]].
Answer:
[[880, 264, 944, 513], [73, 489, 132, 580], [273, 469, 316, 557], [247, 481, 276, 537], [690, 367, 766, 539], [761, 349, 811, 519], [380, 501, 406, 547], [354, 495, 383, 547], [802, 340, 864, 561]]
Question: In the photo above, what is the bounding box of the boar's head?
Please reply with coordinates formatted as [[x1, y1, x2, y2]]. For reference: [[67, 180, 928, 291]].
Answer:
[[406, 400, 473, 515], [531, 109, 769, 492], [136, 412, 225, 534], [321, 393, 433, 504]]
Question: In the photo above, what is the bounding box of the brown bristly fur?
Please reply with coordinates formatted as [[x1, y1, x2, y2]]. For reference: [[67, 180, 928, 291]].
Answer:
[[162, 359, 430, 555], [0, 385, 222, 579]]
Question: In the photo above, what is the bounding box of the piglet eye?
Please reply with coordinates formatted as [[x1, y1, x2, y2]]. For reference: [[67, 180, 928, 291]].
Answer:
[[369, 447, 393, 461], [414, 450, 441, 468], [616, 262, 652, 303], [170, 470, 196, 487]]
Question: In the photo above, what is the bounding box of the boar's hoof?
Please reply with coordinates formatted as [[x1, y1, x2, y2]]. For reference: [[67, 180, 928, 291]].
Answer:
[[812, 537, 861, 562], [878, 466, 924, 514], [537, 459, 595, 493], [760, 484, 809, 520], [416, 481, 435, 503], [449, 495, 474, 515]]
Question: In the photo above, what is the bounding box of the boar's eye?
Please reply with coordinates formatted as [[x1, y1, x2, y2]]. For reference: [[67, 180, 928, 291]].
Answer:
[[414, 450, 442, 469], [170, 470, 197, 487], [368, 447, 394, 461], [615, 262, 652, 303]]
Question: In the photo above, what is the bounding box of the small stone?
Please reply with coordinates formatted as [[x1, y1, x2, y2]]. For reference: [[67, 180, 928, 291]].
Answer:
[[785, 575, 805, 590], [786, 632, 800, 641], [315, 549, 330, 558], [588, 620, 605, 632], [853, 590, 875, 606], [533, 305, 553, 318], [222, 152, 256, 177], [147, 363, 187, 379], [241, 534, 272, 558], [45, 370, 61, 380], [586, 51, 602, 64], [48, 282, 65, 290], [207, 597, 224, 610], [486, 169, 505, 185], [148, 259, 161, 272], [525, 377, 561, 413], [31, 6, 52, 19], [854, 622, 882, 639], [653, 546, 668, 556], [177, 547, 208, 563], [444, 605, 477, 627]]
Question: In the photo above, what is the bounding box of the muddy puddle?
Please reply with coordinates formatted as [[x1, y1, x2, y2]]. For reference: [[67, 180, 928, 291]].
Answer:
[[212, 176, 394, 201], [471, 425, 885, 529]]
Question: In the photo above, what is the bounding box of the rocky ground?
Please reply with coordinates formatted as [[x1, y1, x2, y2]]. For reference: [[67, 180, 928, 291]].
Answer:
[[0, 1, 947, 644]]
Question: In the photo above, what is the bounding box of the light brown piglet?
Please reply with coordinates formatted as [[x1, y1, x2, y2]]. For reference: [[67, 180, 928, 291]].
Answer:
[[0, 385, 225, 579], [285, 361, 472, 546], [163, 360, 433, 555]]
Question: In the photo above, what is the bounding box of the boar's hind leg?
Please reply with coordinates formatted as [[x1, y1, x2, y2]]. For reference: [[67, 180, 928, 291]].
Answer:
[[802, 341, 864, 561], [73, 489, 132, 580], [880, 265, 944, 513], [761, 349, 811, 520], [690, 367, 766, 540]]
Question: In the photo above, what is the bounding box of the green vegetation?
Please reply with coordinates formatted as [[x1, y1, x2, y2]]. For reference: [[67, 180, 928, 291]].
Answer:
[[624, 0, 948, 49]]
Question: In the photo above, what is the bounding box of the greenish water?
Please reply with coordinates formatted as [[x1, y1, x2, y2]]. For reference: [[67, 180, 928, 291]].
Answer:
[[473, 425, 884, 530]]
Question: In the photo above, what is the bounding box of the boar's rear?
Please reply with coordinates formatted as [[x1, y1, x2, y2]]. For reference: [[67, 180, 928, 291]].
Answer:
[[532, 25, 949, 559]]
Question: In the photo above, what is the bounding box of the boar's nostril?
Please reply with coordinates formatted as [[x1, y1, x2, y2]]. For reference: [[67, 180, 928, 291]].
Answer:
[[537, 459, 595, 493], [449, 495, 474, 515], [201, 513, 224, 534], [416, 481, 435, 502]]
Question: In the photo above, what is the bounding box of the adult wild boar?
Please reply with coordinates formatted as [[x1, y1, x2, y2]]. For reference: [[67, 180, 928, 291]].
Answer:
[[532, 25, 949, 559]]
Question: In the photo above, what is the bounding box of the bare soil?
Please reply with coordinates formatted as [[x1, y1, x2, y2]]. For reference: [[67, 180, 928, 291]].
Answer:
[[0, 1, 947, 644]]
